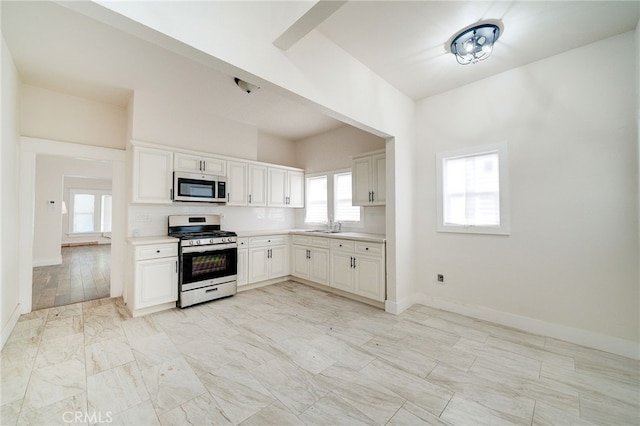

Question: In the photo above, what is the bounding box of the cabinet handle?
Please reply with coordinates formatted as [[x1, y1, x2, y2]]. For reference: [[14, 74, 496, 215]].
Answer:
[[156, 250, 161, 253], [227, 193, 230, 202], [350, 257, 353, 268], [353, 257, 356, 268], [371, 191, 374, 202], [249, 194, 252, 204], [203, 160, 206, 172], [170, 188, 173, 200], [175, 261, 178, 273], [365, 247, 369, 251]]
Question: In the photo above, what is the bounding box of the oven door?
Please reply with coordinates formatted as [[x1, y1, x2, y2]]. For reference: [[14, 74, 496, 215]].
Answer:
[[180, 244, 237, 290]]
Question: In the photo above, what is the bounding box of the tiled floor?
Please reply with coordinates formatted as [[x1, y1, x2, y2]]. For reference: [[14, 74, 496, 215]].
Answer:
[[32, 245, 111, 311], [2, 281, 639, 425]]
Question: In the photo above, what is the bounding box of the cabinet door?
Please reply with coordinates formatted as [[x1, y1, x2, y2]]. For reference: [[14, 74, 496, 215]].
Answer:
[[291, 245, 310, 279], [248, 165, 267, 206], [227, 161, 248, 206], [202, 156, 226, 176], [248, 247, 269, 283], [354, 256, 384, 301], [174, 153, 202, 173], [309, 248, 329, 285], [237, 248, 248, 286], [269, 245, 288, 278], [132, 146, 173, 204], [331, 251, 354, 292], [352, 157, 372, 206], [136, 257, 178, 308], [268, 168, 287, 207], [287, 170, 305, 207], [371, 153, 386, 205]]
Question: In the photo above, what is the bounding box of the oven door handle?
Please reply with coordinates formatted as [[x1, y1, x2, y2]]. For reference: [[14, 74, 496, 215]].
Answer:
[[181, 243, 238, 254]]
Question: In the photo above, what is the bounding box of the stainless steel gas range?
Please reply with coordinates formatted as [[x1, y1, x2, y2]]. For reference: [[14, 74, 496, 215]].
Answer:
[[168, 215, 237, 308]]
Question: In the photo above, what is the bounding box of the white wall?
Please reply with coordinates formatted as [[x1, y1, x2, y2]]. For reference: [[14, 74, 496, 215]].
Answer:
[[1, 34, 22, 348], [130, 89, 259, 160], [414, 32, 639, 357], [21, 84, 128, 149], [257, 132, 297, 167], [295, 125, 385, 173]]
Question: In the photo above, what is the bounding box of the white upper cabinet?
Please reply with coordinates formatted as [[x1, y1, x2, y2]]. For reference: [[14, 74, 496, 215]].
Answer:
[[352, 151, 385, 206], [174, 152, 226, 176], [248, 164, 267, 207], [268, 167, 304, 208], [227, 161, 248, 206], [287, 170, 304, 208], [132, 145, 173, 204]]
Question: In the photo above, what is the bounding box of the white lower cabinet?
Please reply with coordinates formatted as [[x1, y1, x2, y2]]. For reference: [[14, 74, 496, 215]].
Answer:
[[247, 235, 289, 284], [291, 236, 330, 285], [329, 239, 385, 302], [129, 241, 178, 315]]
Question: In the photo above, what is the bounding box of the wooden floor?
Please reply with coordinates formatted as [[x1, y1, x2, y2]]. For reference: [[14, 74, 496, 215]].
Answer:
[[3, 281, 638, 425], [31, 245, 111, 311]]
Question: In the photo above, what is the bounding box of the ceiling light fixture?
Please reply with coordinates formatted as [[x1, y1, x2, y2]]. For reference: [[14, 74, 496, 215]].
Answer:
[[234, 78, 260, 94], [450, 23, 501, 65]]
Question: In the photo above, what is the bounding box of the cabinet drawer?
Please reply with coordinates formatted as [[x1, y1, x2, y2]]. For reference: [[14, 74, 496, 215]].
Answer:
[[330, 239, 355, 252], [292, 235, 311, 246], [355, 242, 383, 257], [135, 243, 178, 260], [249, 235, 288, 247], [310, 237, 330, 248], [237, 237, 249, 248]]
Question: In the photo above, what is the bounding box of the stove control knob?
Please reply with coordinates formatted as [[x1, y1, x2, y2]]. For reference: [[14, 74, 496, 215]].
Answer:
[[188, 240, 194, 246], [223, 238, 228, 243], [196, 240, 201, 245], [210, 239, 214, 244]]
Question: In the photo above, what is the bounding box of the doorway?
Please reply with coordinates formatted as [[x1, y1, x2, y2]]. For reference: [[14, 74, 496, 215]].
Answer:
[[31, 156, 115, 310], [19, 137, 126, 315]]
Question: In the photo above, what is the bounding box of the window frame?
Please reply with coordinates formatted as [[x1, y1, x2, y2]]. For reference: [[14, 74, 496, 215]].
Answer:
[[436, 142, 510, 235]]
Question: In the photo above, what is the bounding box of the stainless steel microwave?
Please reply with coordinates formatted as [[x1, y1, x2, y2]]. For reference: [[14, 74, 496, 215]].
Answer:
[[173, 172, 227, 203]]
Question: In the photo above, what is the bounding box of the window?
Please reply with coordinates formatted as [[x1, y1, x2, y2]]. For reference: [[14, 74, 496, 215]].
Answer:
[[69, 189, 112, 234], [305, 170, 361, 226], [305, 175, 328, 224], [436, 142, 509, 235], [334, 172, 360, 222]]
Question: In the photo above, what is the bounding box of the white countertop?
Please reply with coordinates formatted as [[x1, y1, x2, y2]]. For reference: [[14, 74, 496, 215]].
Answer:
[[236, 229, 385, 243]]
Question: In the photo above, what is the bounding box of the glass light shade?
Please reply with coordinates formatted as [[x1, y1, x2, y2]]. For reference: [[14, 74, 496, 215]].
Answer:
[[450, 24, 500, 65]]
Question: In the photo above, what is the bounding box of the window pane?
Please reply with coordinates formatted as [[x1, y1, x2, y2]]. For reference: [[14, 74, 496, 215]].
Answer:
[[443, 152, 499, 226], [73, 194, 95, 232], [334, 172, 360, 222], [305, 176, 328, 223]]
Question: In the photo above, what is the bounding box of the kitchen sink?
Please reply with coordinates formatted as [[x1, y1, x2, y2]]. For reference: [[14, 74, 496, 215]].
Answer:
[[304, 229, 340, 234]]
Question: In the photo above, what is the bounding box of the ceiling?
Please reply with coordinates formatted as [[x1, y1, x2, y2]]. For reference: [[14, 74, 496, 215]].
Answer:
[[2, 1, 638, 140]]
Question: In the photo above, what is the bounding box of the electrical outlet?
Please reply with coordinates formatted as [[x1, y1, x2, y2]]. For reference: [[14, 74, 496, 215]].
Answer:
[[437, 274, 445, 284]]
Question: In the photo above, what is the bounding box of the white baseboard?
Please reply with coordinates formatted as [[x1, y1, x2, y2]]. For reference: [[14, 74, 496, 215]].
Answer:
[[385, 296, 414, 315], [403, 293, 640, 360], [32, 256, 62, 267], [1, 303, 22, 349]]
